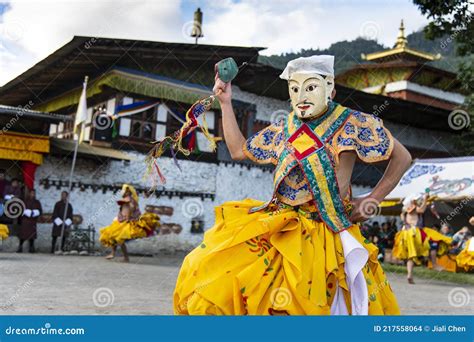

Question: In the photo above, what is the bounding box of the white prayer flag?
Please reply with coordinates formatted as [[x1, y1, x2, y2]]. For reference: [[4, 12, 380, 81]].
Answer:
[[74, 76, 89, 143]]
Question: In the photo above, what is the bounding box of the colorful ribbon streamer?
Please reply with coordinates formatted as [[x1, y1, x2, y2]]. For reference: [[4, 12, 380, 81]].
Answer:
[[145, 96, 216, 186]]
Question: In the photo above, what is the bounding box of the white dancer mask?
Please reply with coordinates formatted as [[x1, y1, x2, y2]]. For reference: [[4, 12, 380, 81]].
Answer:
[[280, 55, 335, 119]]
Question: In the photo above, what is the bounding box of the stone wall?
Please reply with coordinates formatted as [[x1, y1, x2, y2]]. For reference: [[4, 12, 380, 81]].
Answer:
[[1, 151, 276, 253], [1, 150, 375, 254]]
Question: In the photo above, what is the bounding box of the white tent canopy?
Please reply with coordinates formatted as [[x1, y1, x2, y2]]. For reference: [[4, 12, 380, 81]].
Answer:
[[385, 156, 474, 202]]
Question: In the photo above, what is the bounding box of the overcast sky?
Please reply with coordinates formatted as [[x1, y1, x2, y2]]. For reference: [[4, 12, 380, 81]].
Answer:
[[0, 0, 429, 86]]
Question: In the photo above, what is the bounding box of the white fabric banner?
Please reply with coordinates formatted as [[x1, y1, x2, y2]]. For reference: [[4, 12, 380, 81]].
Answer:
[[386, 157, 473, 201]]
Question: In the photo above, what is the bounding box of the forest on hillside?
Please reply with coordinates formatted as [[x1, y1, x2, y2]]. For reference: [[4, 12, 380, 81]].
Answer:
[[259, 29, 465, 74]]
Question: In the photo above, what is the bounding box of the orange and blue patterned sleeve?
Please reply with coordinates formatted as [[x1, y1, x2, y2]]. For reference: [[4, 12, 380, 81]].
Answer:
[[330, 111, 394, 163], [243, 122, 284, 165]]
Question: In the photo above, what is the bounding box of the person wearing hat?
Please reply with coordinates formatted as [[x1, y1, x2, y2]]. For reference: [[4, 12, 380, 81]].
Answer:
[[174, 55, 412, 315], [99, 184, 159, 262]]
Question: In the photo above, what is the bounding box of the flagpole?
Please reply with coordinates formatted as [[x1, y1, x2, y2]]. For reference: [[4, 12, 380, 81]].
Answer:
[[56, 76, 88, 253]]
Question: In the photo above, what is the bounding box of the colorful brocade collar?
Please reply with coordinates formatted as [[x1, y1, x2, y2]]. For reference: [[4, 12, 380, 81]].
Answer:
[[249, 102, 354, 233]]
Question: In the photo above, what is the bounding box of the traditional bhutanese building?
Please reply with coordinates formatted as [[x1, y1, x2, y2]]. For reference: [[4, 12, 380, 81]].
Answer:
[[0, 31, 465, 252], [336, 20, 465, 111], [0, 105, 69, 193]]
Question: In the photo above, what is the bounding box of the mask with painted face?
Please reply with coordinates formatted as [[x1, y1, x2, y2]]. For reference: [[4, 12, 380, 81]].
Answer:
[[288, 72, 334, 119], [280, 55, 335, 119]]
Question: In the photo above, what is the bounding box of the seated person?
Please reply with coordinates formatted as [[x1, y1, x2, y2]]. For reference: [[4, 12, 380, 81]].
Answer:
[[451, 227, 472, 254]]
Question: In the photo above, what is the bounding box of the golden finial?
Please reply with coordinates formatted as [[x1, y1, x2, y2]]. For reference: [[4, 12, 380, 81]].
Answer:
[[395, 19, 408, 48]]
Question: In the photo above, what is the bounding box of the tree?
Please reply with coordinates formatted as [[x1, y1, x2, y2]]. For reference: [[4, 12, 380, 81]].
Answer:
[[413, 0, 473, 155]]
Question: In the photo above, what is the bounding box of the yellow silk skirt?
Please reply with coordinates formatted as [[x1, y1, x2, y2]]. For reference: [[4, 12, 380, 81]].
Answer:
[[99, 212, 160, 247], [456, 238, 474, 271], [393, 227, 452, 265], [174, 199, 399, 315], [0, 224, 9, 240]]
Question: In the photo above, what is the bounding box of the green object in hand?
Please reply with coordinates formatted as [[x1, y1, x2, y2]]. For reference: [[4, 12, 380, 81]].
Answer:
[[216, 58, 239, 83]]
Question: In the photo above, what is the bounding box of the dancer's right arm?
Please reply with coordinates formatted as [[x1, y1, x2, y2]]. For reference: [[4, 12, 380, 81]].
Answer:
[[213, 75, 247, 161]]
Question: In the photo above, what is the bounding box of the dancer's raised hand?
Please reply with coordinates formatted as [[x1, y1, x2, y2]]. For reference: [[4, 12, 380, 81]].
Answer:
[[213, 73, 232, 104]]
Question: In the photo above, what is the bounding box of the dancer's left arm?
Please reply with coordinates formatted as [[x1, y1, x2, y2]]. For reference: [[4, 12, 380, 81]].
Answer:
[[416, 194, 429, 213], [350, 138, 412, 222]]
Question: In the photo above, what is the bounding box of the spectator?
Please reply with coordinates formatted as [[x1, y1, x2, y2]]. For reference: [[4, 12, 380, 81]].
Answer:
[[377, 223, 389, 255], [360, 223, 370, 239], [0, 169, 9, 200], [369, 221, 380, 242], [17, 189, 42, 253], [51, 191, 73, 253], [4, 178, 22, 199], [451, 227, 472, 254], [440, 223, 453, 237], [386, 220, 397, 248]]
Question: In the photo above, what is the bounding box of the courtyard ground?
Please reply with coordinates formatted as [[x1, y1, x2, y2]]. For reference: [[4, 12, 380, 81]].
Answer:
[[0, 252, 472, 315]]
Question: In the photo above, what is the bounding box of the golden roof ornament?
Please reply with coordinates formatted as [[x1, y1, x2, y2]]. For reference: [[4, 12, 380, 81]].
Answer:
[[394, 20, 408, 48], [362, 19, 440, 63]]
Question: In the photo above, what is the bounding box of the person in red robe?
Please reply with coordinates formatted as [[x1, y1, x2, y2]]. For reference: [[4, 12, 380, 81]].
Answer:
[[17, 189, 42, 253], [0, 169, 8, 200], [4, 178, 22, 199]]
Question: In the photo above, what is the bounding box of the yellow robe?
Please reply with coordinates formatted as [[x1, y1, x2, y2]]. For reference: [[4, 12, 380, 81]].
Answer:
[[456, 238, 474, 271], [0, 224, 8, 240], [393, 227, 452, 265], [175, 106, 399, 315], [99, 212, 160, 247], [174, 199, 399, 315]]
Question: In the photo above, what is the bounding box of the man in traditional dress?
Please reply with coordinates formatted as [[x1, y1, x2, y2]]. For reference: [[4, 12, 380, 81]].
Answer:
[[4, 178, 22, 199], [0, 169, 9, 200], [0, 172, 9, 239], [3, 177, 22, 235], [17, 189, 42, 253], [51, 191, 73, 253], [174, 55, 413, 315]]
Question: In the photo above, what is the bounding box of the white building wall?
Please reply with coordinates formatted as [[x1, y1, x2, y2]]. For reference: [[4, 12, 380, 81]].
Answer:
[[1, 152, 277, 253], [0, 153, 369, 254], [233, 87, 291, 122]]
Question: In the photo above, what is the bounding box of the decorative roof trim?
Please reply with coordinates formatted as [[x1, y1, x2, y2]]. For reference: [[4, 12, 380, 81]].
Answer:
[[34, 67, 218, 113], [0, 104, 70, 122], [363, 80, 465, 104], [362, 46, 441, 62]]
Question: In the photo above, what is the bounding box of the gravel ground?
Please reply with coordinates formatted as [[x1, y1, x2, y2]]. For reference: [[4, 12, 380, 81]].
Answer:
[[0, 252, 472, 315]]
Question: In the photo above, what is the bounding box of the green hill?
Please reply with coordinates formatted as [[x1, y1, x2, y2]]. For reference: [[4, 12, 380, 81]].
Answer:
[[259, 29, 464, 75]]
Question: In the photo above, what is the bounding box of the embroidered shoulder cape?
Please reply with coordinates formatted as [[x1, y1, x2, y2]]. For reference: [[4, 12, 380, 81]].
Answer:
[[243, 102, 394, 232]]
